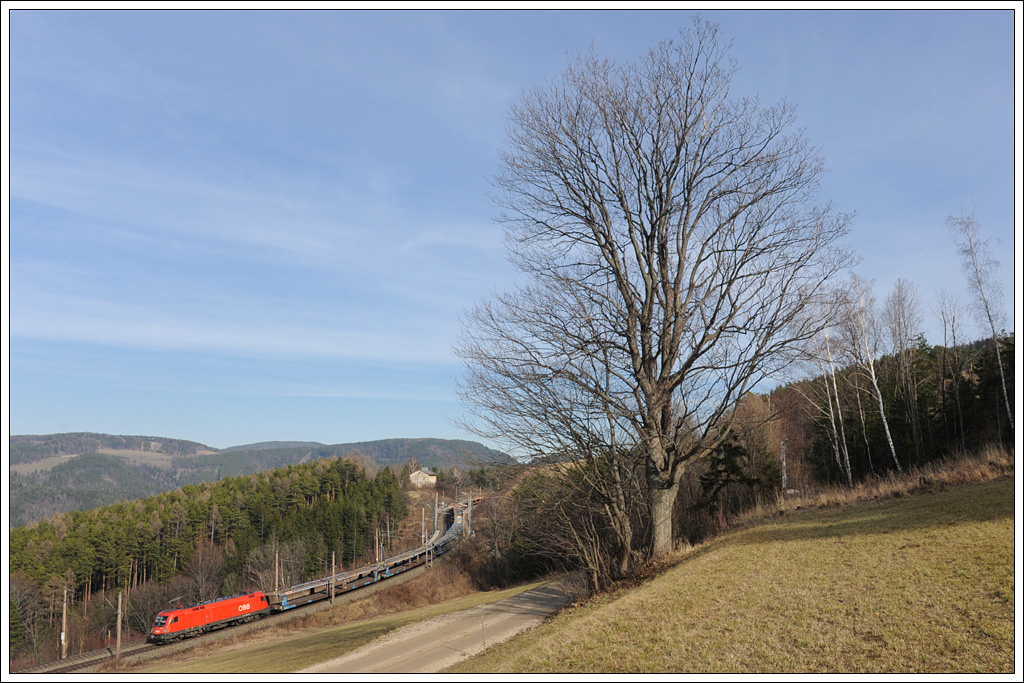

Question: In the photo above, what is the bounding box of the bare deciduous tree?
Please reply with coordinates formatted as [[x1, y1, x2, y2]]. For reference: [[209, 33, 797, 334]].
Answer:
[[839, 274, 901, 472], [126, 582, 169, 635], [883, 278, 924, 462], [511, 462, 645, 592], [457, 18, 854, 562], [244, 537, 306, 593], [935, 290, 971, 452], [184, 540, 225, 603], [10, 573, 48, 660], [947, 211, 1013, 433], [796, 324, 853, 487]]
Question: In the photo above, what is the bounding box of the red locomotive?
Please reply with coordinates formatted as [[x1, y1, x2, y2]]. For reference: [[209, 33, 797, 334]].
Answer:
[[149, 591, 271, 643]]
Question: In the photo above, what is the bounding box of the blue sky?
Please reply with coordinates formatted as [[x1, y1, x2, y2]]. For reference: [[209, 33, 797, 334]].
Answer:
[[5, 9, 1019, 450]]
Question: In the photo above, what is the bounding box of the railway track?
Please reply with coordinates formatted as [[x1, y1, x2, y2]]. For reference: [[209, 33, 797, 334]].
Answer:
[[12, 641, 158, 674], [12, 498, 479, 675]]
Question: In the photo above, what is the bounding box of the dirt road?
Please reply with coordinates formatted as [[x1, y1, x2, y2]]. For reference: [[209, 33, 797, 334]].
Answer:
[[300, 578, 579, 673]]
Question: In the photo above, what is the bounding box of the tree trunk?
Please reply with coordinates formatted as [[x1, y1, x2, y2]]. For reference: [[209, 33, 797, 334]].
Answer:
[[873, 378, 901, 472], [824, 333, 853, 488], [854, 383, 874, 474], [648, 483, 679, 557], [990, 332, 1013, 432]]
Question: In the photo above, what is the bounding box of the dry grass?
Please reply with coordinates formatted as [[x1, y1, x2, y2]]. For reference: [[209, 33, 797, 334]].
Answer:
[[763, 444, 1015, 516], [452, 447, 1015, 674]]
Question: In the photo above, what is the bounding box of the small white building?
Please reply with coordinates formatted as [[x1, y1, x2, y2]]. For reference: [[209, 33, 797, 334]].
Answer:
[[409, 469, 437, 488]]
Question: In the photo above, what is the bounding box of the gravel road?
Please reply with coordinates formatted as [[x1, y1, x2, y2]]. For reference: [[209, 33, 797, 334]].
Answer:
[[300, 577, 580, 673]]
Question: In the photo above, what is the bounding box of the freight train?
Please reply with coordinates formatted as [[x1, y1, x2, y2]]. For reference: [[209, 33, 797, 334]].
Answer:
[[148, 499, 475, 644]]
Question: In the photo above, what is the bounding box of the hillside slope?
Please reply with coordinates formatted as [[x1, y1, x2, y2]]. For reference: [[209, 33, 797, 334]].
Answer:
[[453, 476, 1015, 673], [8, 433, 509, 527]]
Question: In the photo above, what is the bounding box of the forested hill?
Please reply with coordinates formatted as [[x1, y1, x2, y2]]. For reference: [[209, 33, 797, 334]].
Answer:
[[8, 454, 410, 665], [8, 433, 510, 527]]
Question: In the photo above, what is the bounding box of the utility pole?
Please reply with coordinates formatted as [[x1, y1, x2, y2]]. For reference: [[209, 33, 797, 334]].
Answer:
[[274, 549, 279, 592], [330, 552, 335, 605], [781, 437, 788, 493], [115, 591, 123, 668], [421, 507, 425, 545], [61, 586, 68, 660]]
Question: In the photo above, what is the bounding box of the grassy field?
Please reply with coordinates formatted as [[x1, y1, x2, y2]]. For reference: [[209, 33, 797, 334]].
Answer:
[[10, 453, 80, 475], [95, 449, 178, 468], [452, 475, 1016, 674]]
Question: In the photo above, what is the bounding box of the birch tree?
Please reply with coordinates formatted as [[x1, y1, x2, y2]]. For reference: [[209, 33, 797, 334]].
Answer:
[[457, 18, 853, 562], [797, 327, 853, 487], [883, 278, 923, 462], [840, 275, 901, 472], [935, 291, 971, 452], [947, 211, 1013, 433]]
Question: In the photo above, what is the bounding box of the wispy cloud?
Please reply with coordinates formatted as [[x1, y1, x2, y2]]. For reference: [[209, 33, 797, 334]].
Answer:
[[10, 275, 460, 365], [10, 138, 509, 367]]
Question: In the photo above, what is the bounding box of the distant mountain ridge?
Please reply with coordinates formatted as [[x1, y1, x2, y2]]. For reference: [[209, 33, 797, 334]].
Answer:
[[9, 432, 211, 464], [8, 432, 510, 528], [222, 440, 324, 452]]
